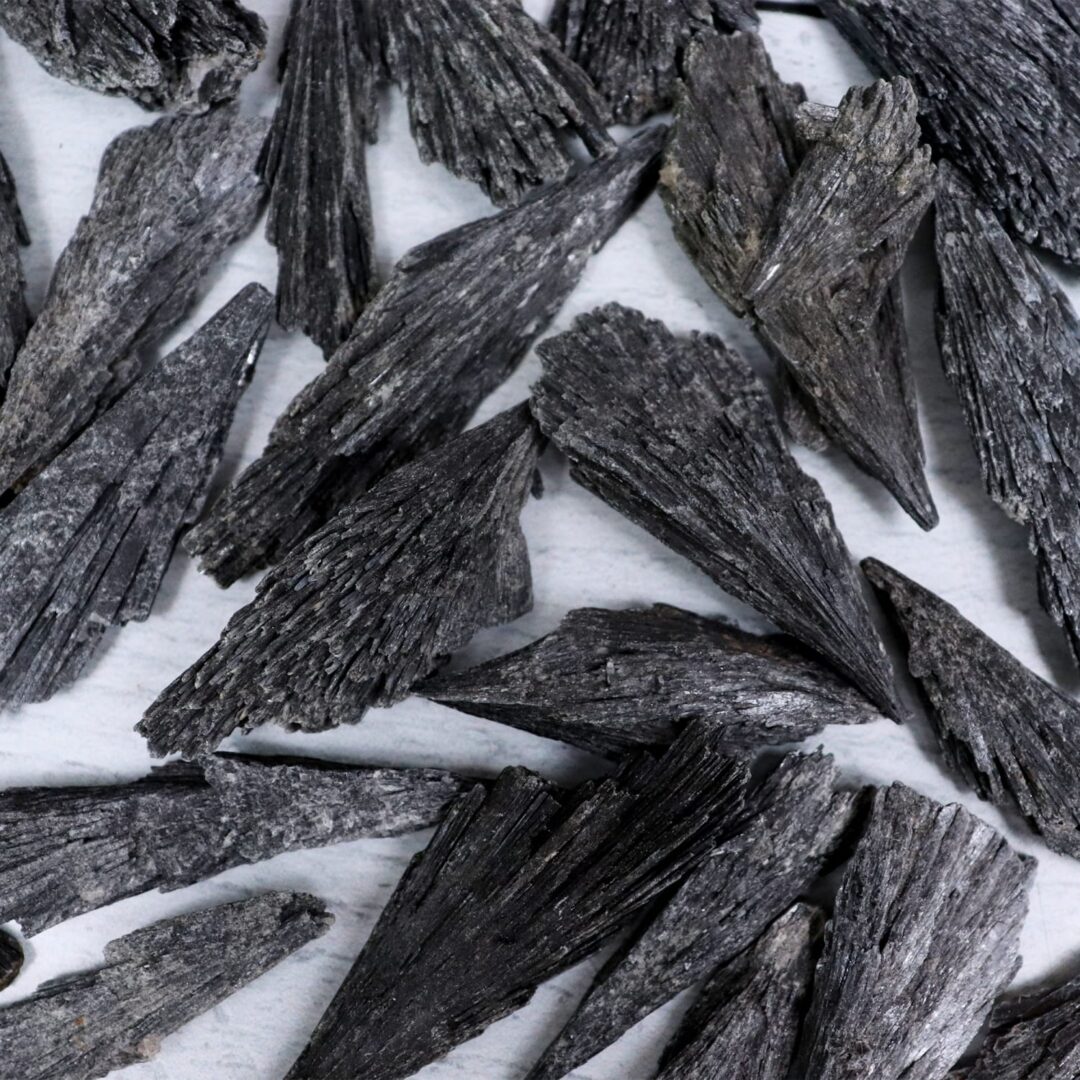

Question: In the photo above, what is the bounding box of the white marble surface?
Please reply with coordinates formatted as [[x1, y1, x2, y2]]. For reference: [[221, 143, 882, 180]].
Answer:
[[2, 3, 1080, 1078]]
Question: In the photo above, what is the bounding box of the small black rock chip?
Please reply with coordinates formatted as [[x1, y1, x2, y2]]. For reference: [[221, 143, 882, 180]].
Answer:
[[0, 929, 22, 992], [0, 152, 29, 395]]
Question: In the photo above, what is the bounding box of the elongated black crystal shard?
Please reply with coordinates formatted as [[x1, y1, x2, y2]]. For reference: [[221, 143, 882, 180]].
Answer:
[[794, 783, 1033, 1080], [0, 0, 266, 112], [548, 0, 757, 125], [819, 0, 1080, 262], [0, 929, 22, 992], [0, 152, 29, 394], [0, 285, 271, 707], [187, 129, 663, 587], [0, 107, 267, 495], [418, 604, 880, 757], [936, 165, 1080, 668], [0, 892, 331, 1080], [531, 303, 903, 718], [865, 558, 1080, 861], [656, 904, 821, 1080], [284, 724, 748, 1080], [526, 751, 860, 1080], [374, 0, 613, 207], [140, 405, 542, 758], [262, 0, 379, 356]]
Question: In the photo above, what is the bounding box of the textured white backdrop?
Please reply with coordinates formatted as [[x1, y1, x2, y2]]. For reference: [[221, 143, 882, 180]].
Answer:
[[2, 3, 1080, 1077]]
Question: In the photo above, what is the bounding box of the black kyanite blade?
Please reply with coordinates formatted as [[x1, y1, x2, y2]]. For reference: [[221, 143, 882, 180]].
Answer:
[[819, 0, 1080, 263], [936, 165, 1080, 668], [657, 904, 822, 1080], [186, 129, 663, 588], [0, 107, 267, 496], [548, 0, 757, 125], [0, 752, 469, 936], [0, 892, 331, 1080], [284, 723, 749, 1080], [531, 302, 903, 719], [794, 783, 1033, 1080], [0, 152, 29, 394], [0, 929, 22, 992], [373, 0, 613, 207], [865, 558, 1080, 861], [418, 604, 881, 757], [0, 0, 266, 112], [262, 0, 378, 356], [526, 751, 861, 1080], [0, 284, 271, 707], [140, 405, 542, 759]]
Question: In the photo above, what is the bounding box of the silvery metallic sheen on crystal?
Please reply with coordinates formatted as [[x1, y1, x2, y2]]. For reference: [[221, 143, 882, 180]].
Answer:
[[0, 152, 29, 394]]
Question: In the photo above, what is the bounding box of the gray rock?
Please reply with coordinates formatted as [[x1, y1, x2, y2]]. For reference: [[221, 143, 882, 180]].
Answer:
[[0, 152, 29, 394], [0, 929, 21, 993]]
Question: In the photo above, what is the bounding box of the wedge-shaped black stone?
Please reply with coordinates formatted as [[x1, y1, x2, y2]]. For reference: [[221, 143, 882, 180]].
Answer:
[[657, 904, 821, 1080], [0, 152, 29, 393], [819, 0, 1080, 263], [0, 285, 270, 707], [936, 165, 1080, 668], [526, 752, 860, 1080], [418, 604, 880, 757], [140, 405, 542, 758], [0, 929, 21, 993], [0, 752, 468, 936], [374, 0, 614, 207], [0, 107, 267, 495], [284, 723, 749, 1080], [549, 0, 757, 125], [865, 558, 1080, 860], [262, 0, 378, 356], [0, 0, 266, 112], [1, 891, 330, 1080], [794, 783, 1033, 1080], [187, 130, 663, 587], [531, 303, 902, 718]]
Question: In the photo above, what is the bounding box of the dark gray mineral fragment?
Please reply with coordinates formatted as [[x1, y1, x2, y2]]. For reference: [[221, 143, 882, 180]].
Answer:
[[283, 723, 749, 1080], [0, 152, 29, 393], [936, 164, 1080, 668], [865, 558, 1080, 861], [0, 284, 271, 707], [374, 0, 613, 207], [0, 0, 266, 112], [262, 0, 378, 355], [531, 302, 903, 718], [186, 129, 663, 587], [139, 405, 542, 758], [0, 107, 267, 495], [0, 929, 22, 992], [418, 603, 881, 757], [0, 752, 468, 935], [0, 892, 331, 1080], [548, 0, 757, 125], [526, 751, 860, 1080], [794, 783, 1033, 1080]]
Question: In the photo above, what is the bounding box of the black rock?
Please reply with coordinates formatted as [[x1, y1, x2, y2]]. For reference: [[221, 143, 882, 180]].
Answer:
[[374, 0, 613, 207], [0, 929, 22, 992], [262, 0, 378, 356], [0, 892, 331, 1080], [0, 107, 267, 495], [0, 152, 29, 394], [531, 302, 903, 718], [139, 405, 542, 758], [794, 783, 1034, 1080], [418, 604, 881, 757], [284, 724, 749, 1080], [0, 0, 266, 112], [548, 0, 757, 125], [0, 284, 270, 707], [186, 129, 663, 587], [526, 751, 861, 1080], [936, 164, 1080, 667]]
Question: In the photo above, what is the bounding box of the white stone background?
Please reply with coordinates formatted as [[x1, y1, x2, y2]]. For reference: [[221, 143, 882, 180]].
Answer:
[[1, 2, 1078, 1077]]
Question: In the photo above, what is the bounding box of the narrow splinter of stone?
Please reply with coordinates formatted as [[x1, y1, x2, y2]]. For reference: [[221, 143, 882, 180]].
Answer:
[[794, 783, 1033, 1080], [186, 129, 663, 587], [0, 892, 331, 1080], [284, 724, 749, 1080], [0, 929, 22, 992], [139, 405, 543, 759], [0, 151, 29, 393], [0, 107, 268, 495], [0, 284, 272, 707], [418, 604, 881, 757], [532, 303, 903, 719]]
